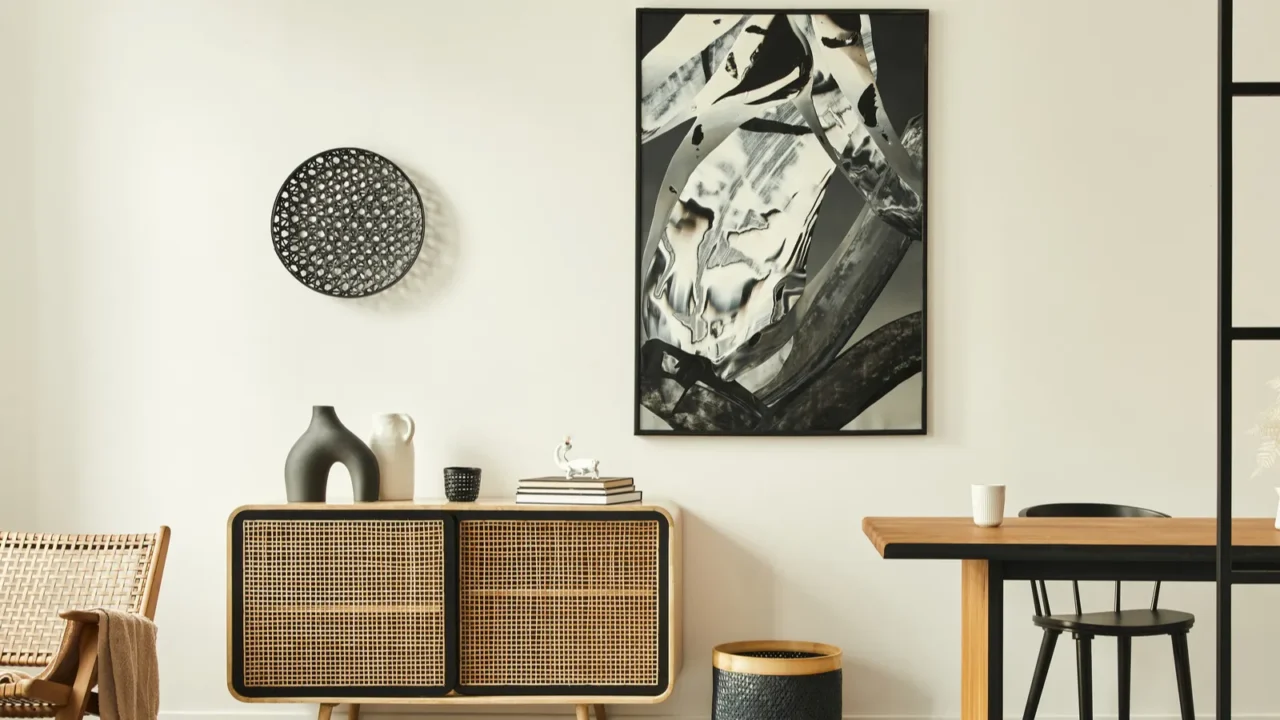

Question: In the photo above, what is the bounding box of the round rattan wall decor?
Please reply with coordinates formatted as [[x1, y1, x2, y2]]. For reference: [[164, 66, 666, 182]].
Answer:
[[270, 147, 425, 298]]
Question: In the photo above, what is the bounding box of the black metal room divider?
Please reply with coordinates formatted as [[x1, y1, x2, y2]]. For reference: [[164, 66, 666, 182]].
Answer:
[[1215, 0, 1280, 716]]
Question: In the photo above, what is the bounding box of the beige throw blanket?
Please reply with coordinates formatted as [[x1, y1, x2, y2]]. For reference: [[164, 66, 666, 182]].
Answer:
[[92, 609, 159, 720]]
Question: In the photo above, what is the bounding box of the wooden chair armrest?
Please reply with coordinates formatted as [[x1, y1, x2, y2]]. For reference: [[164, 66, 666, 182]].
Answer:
[[58, 610, 100, 625], [35, 613, 101, 686]]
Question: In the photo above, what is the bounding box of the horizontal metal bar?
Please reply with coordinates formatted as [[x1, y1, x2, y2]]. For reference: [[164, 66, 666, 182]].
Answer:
[[1232, 569, 1280, 584], [1001, 561, 1280, 583], [1233, 82, 1280, 96], [1231, 326, 1280, 340]]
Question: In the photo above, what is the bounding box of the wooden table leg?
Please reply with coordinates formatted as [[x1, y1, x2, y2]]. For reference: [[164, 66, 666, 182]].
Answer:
[[317, 704, 335, 720], [593, 704, 608, 720], [961, 559, 1002, 720], [348, 704, 360, 720], [575, 705, 590, 720]]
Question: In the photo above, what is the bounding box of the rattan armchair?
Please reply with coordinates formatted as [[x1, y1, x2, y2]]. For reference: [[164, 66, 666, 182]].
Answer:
[[0, 529, 170, 719]]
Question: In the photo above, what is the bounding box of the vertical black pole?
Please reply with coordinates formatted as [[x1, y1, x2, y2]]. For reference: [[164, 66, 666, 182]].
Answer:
[[1217, 0, 1233, 718]]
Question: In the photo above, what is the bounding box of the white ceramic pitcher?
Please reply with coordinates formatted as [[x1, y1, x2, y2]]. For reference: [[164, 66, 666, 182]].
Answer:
[[370, 413, 416, 501]]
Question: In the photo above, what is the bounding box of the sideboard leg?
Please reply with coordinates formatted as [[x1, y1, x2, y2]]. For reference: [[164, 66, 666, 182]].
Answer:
[[317, 704, 335, 720], [348, 704, 360, 720], [593, 704, 608, 720], [575, 704, 590, 720]]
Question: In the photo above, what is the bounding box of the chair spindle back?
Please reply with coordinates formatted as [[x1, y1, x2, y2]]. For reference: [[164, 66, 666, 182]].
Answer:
[[1018, 504, 1169, 618]]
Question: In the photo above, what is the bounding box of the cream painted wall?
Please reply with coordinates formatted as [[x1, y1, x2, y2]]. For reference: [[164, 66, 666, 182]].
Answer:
[[0, 0, 37, 531], [9, 0, 1280, 717]]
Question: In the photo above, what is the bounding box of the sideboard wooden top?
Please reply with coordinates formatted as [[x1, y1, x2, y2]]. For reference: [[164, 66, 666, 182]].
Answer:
[[863, 517, 1280, 560], [233, 498, 679, 518]]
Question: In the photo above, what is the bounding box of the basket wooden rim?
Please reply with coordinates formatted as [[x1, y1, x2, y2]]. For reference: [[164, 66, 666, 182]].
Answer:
[[712, 640, 842, 676]]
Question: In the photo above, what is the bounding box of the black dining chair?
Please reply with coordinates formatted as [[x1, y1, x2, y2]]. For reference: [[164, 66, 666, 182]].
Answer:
[[1018, 503, 1195, 720]]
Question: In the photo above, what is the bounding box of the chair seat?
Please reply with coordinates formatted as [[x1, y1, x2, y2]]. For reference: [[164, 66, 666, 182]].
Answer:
[[0, 677, 67, 718], [1033, 608, 1195, 637]]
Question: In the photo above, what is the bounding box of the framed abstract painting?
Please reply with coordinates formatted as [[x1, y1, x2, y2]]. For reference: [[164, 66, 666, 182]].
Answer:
[[636, 9, 928, 436]]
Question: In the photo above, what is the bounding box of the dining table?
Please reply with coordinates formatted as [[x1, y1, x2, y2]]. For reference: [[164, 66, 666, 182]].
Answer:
[[861, 516, 1280, 720]]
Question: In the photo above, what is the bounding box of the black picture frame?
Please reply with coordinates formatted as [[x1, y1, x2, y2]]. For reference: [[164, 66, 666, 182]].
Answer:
[[634, 8, 929, 436]]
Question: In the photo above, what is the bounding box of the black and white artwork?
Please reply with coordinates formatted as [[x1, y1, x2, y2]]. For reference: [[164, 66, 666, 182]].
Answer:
[[636, 10, 928, 435]]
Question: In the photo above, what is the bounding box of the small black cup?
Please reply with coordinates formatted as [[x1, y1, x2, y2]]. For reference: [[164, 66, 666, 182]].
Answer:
[[444, 467, 481, 502]]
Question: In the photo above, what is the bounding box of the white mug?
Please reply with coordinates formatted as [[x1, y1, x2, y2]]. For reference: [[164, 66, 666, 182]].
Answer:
[[972, 485, 1006, 528]]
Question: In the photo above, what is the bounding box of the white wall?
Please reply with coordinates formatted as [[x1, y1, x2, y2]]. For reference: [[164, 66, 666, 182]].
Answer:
[[0, 0, 37, 531], [9, 0, 1280, 717]]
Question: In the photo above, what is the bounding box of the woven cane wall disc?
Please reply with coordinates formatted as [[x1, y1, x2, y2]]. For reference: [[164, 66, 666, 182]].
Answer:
[[270, 148, 425, 298]]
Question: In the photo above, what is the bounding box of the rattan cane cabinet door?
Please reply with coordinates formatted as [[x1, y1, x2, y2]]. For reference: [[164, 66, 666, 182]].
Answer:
[[457, 512, 669, 695], [230, 509, 453, 698]]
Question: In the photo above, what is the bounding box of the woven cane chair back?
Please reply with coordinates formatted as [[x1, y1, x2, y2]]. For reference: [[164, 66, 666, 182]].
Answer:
[[0, 532, 166, 666]]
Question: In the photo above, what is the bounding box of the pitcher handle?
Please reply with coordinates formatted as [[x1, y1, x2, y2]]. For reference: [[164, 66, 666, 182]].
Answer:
[[400, 414, 416, 443]]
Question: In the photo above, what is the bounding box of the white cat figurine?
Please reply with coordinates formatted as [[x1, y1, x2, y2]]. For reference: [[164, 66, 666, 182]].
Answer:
[[554, 436, 600, 479]]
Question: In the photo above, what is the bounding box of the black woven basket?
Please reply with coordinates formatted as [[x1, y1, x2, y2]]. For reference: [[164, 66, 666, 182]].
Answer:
[[443, 467, 481, 502], [712, 641, 842, 720]]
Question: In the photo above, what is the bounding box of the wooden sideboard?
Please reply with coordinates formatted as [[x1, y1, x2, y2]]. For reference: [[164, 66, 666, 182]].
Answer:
[[227, 501, 681, 720]]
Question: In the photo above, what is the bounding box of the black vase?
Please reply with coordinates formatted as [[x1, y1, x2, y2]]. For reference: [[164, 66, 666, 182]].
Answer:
[[285, 406, 380, 502]]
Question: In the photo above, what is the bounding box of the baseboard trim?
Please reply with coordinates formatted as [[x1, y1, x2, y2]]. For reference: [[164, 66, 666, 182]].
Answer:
[[152, 707, 1280, 712]]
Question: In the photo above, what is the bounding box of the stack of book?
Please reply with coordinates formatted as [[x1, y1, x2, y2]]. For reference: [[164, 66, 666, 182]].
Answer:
[[515, 476, 642, 505]]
